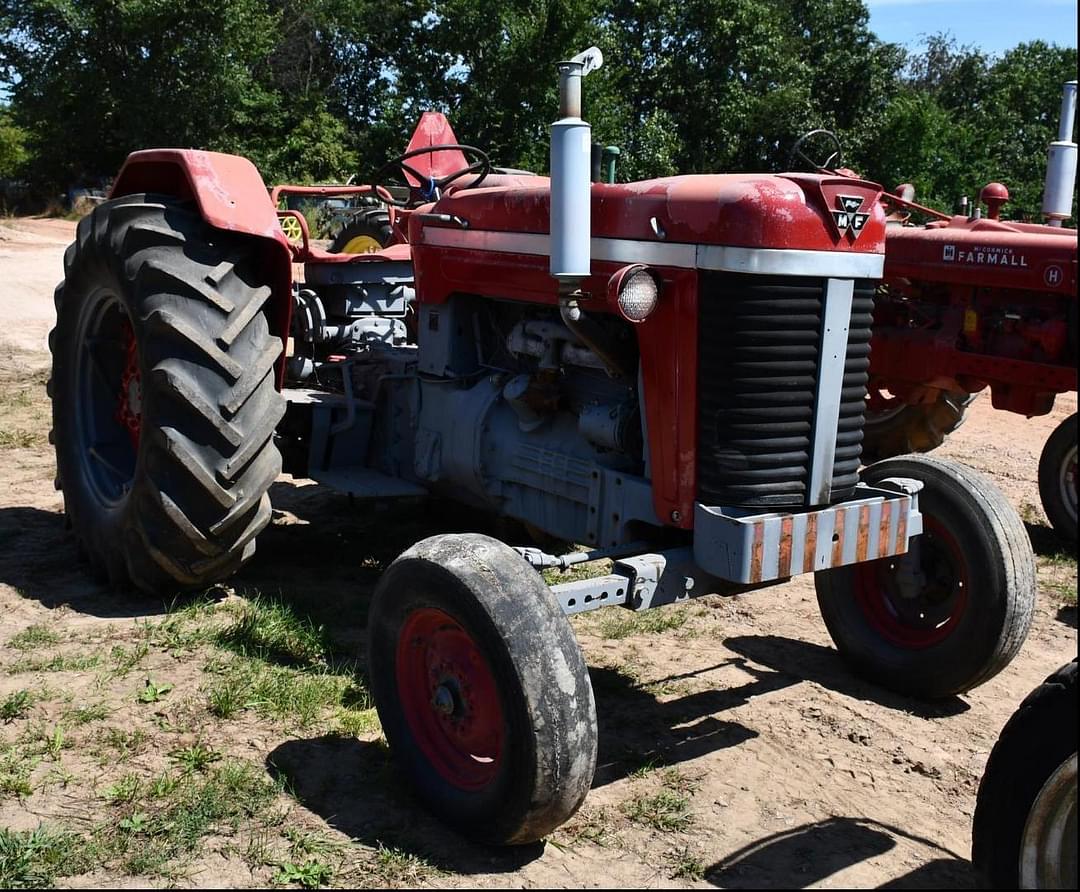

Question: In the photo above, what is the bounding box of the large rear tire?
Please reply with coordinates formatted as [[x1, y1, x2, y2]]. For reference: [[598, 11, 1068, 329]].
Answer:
[[49, 194, 285, 594], [861, 388, 976, 465], [367, 533, 598, 845], [973, 660, 1077, 889], [1038, 413, 1077, 545], [815, 455, 1035, 697]]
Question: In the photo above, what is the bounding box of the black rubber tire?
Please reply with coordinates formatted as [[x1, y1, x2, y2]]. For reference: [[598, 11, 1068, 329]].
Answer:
[[1038, 413, 1077, 545], [367, 533, 598, 845], [861, 390, 976, 465], [815, 455, 1036, 698], [49, 194, 285, 594], [328, 209, 392, 254], [972, 660, 1077, 889]]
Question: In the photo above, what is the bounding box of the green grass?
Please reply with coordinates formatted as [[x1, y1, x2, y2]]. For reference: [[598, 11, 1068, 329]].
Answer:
[[8, 651, 102, 674], [592, 607, 689, 640], [204, 657, 359, 729], [1046, 579, 1078, 606], [665, 845, 705, 880], [8, 625, 61, 651], [215, 597, 329, 667], [0, 825, 88, 888], [620, 789, 693, 832], [0, 744, 39, 798], [94, 758, 285, 878], [0, 428, 43, 449], [1, 689, 33, 721], [371, 843, 438, 885]]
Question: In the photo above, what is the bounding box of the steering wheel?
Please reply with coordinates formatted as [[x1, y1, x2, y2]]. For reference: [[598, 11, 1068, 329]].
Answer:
[[371, 144, 492, 206], [787, 129, 844, 173]]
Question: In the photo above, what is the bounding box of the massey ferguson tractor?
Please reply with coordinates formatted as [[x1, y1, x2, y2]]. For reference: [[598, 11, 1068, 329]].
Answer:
[[48, 49, 1036, 844], [795, 82, 1078, 545]]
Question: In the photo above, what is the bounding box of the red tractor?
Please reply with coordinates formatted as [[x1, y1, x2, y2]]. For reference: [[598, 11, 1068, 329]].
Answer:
[[794, 82, 1078, 545], [48, 48, 1036, 844]]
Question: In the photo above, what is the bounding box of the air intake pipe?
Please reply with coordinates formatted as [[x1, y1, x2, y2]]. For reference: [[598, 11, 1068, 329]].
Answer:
[[1042, 80, 1077, 226], [550, 46, 603, 289]]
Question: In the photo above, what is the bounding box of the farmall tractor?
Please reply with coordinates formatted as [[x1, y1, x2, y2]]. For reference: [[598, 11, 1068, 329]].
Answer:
[[49, 50, 1036, 844], [796, 82, 1078, 545]]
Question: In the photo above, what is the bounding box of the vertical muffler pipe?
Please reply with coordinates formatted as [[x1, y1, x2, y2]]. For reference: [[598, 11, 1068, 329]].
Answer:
[[550, 46, 603, 289], [1042, 80, 1077, 227]]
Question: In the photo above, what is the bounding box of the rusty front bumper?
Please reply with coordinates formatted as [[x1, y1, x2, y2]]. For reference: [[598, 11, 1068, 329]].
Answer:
[[692, 478, 923, 585]]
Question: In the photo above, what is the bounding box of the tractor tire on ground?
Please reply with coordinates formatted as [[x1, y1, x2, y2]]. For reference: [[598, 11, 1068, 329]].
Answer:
[[328, 209, 392, 254], [815, 455, 1035, 698], [49, 194, 285, 594], [861, 389, 976, 465], [1037, 413, 1077, 545], [972, 659, 1077, 889], [367, 533, 598, 845]]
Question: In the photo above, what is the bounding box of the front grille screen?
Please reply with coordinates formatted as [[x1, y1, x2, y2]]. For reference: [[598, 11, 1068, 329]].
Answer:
[[697, 272, 873, 508]]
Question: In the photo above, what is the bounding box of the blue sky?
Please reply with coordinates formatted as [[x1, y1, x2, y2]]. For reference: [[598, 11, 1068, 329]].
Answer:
[[866, 0, 1078, 56]]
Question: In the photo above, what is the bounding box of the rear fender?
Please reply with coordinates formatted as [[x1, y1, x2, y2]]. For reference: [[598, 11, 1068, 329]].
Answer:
[[110, 149, 294, 385]]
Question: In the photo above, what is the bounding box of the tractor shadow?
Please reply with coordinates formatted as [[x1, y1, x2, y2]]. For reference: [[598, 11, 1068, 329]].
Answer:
[[722, 635, 970, 718], [703, 815, 973, 888], [588, 659, 770, 786], [267, 735, 544, 874], [0, 504, 167, 618]]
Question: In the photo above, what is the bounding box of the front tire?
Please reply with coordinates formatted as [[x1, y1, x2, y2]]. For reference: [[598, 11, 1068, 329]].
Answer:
[[815, 455, 1035, 697], [1038, 413, 1077, 545], [49, 194, 285, 594], [367, 533, 598, 845], [973, 660, 1077, 889]]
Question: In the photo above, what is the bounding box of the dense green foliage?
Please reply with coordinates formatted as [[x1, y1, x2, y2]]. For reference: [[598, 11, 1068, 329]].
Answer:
[[0, 0, 1075, 218]]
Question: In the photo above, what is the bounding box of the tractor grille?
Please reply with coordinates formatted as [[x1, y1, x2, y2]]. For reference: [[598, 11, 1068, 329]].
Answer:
[[697, 273, 874, 508]]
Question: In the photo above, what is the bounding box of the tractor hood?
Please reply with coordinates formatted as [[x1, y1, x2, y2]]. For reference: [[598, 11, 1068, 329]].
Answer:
[[416, 172, 886, 257]]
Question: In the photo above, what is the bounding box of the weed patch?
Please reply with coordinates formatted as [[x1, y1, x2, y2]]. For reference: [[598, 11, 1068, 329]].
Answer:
[[0, 825, 89, 888], [8, 625, 60, 651]]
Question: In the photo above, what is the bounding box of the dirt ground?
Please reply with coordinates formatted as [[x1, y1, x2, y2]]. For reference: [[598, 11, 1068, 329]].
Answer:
[[0, 216, 1075, 889]]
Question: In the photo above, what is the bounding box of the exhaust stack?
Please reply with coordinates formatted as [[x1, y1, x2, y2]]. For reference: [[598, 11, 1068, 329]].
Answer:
[[550, 46, 603, 287], [1042, 80, 1077, 227]]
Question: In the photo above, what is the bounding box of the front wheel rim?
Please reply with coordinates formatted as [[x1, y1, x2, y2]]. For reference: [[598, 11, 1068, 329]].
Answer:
[[1020, 753, 1078, 889], [395, 607, 505, 790], [853, 515, 969, 648]]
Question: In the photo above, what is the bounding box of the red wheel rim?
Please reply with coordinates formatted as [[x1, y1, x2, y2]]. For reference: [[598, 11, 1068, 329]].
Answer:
[[395, 607, 504, 790], [853, 515, 969, 649], [115, 320, 142, 450]]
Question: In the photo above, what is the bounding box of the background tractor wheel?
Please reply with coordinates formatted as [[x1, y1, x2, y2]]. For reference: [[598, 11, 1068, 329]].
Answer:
[[328, 208, 392, 254], [861, 387, 976, 464], [367, 533, 598, 845], [814, 455, 1035, 698], [1038, 413, 1077, 545], [49, 193, 284, 594], [973, 659, 1077, 889]]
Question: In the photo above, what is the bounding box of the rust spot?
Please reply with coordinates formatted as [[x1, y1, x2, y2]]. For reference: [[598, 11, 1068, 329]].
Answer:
[[856, 504, 871, 563], [831, 510, 845, 567], [750, 522, 765, 583], [778, 516, 793, 578], [895, 501, 908, 554], [803, 513, 818, 574], [878, 501, 893, 559]]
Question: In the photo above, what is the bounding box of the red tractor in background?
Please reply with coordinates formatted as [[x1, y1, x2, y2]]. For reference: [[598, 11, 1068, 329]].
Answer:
[[793, 82, 1078, 545], [48, 48, 1038, 844]]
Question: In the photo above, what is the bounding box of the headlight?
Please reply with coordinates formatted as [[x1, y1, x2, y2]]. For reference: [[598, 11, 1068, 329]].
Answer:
[[613, 266, 659, 322]]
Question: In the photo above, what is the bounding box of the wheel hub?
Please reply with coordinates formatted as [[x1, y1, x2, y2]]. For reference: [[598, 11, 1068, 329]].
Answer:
[[854, 515, 969, 649], [115, 320, 142, 451], [396, 608, 504, 790], [1021, 753, 1078, 889]]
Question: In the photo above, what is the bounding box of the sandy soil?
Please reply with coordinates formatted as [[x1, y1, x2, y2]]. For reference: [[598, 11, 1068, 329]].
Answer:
[[0, 216, 1075, 888]]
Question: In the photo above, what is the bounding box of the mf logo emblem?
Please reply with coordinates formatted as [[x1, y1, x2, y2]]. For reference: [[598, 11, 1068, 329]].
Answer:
[[832, 195, 870, 239]]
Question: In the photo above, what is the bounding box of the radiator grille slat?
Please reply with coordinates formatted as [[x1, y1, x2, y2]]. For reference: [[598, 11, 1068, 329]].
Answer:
[[697, 273, 874, 507]]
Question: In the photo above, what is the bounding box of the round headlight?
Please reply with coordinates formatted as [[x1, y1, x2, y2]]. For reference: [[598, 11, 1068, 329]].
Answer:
[[617, 269, 659, 322]]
